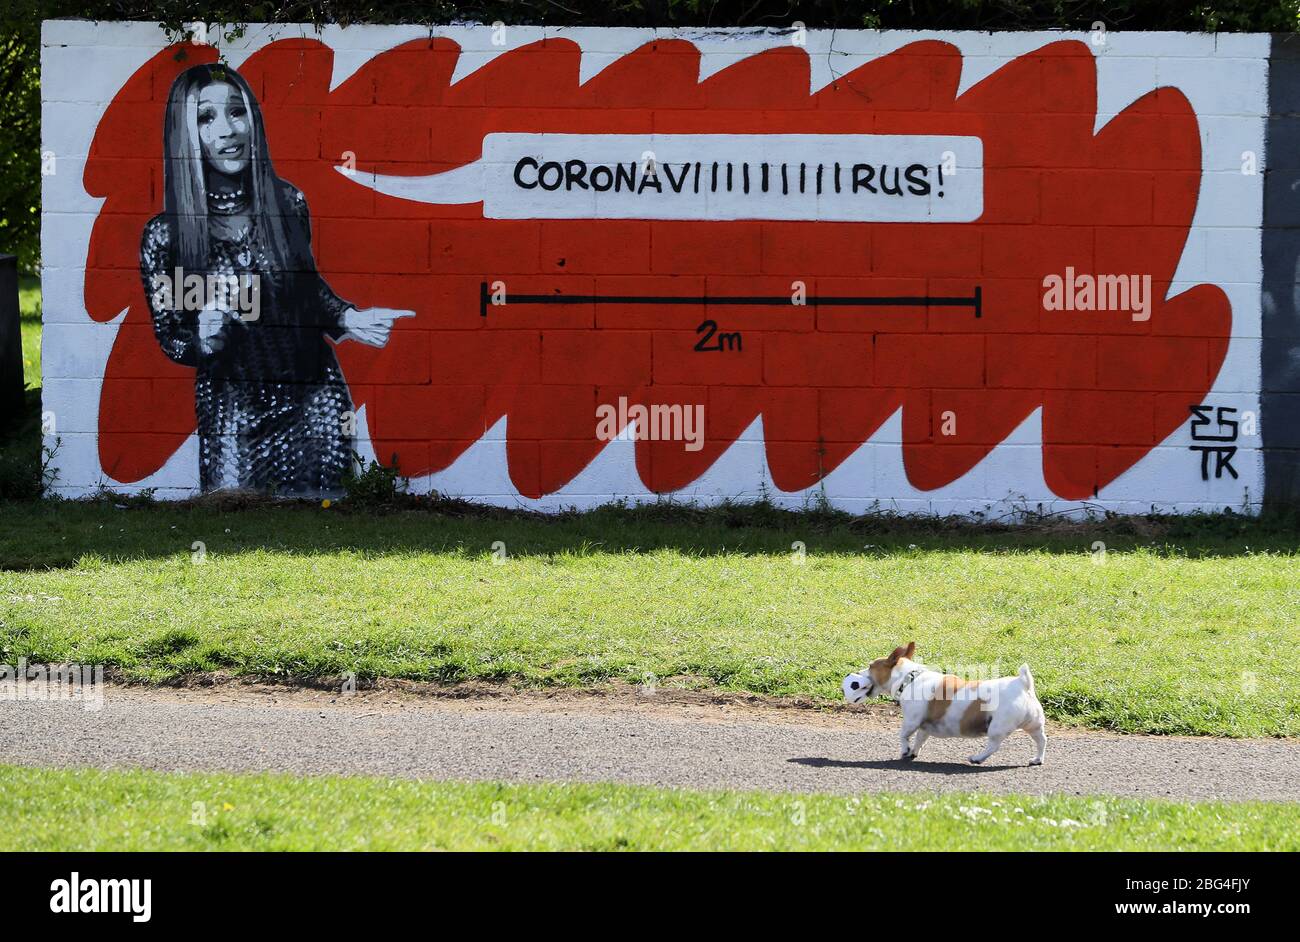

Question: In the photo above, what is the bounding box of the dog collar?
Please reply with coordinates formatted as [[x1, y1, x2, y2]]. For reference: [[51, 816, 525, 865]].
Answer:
[[893, 669, 922, 699]]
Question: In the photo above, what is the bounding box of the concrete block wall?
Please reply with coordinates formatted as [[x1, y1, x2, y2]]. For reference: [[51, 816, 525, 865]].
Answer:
[[39, 22, 1298, 514]]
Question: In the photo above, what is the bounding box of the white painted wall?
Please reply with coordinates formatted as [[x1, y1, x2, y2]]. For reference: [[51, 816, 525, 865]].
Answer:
[[40, 22, 1268, 515]]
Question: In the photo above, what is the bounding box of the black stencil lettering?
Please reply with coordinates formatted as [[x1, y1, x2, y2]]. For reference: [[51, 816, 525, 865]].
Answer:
[[695, 319, 743, 352], [1189, 404, 1239, 442], [852, 164, 877, 194], [663, 163, 689, 193], [1190, 446, 1240, 480], [1189, 404, 1241, 479], [904, 163, 931, 196], [514, 157, 539, 189], [637, 171, 663, 194], [538, 161, 563, 190], [880, 166, 902, 196], [565, 159, 589, 190]]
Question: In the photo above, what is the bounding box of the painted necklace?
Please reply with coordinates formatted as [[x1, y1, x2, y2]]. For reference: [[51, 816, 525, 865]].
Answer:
[[207, 188, 254, 266]]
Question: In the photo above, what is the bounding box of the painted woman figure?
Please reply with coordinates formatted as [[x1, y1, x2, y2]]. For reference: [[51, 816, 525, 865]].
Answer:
[[141, 63, 412, 494]]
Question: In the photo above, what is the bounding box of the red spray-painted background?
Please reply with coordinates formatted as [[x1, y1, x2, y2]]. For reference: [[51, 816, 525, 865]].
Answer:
[[84, 37, 1231, 498]]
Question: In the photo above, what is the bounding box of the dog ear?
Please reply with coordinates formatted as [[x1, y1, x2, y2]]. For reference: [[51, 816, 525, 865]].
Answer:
[[903, 641, 916, 659], [887, 645, 907, 665]]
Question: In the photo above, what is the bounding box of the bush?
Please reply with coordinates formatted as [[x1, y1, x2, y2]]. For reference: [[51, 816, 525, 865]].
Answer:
[[340, 452, 408, 508]]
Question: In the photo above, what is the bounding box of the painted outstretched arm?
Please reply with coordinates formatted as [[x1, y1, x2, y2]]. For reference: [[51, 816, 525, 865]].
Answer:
[[339, 307, 416, 346], [316, 275, 354, 342], [140, 217, 200, 366], [314, 253, 414, 346], [289, 185, 414, 346], [314, 277, 416, 347]]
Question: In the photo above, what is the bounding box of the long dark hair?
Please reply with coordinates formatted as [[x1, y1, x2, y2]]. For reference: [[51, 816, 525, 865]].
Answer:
[[161, 63, 308, 278]]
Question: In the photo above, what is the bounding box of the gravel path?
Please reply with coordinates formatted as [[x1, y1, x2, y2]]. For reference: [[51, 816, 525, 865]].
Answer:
[[2, 682, 1297, 800]]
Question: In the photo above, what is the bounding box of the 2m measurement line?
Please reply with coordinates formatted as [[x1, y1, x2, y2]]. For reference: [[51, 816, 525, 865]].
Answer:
[[479, 281, 982, 318]]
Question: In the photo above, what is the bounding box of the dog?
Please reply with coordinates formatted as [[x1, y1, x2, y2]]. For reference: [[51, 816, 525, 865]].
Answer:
[[842, 642, 1046, 766]]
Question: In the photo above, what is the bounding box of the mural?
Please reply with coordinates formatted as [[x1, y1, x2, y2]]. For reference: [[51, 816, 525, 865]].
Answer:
[[41, 24, 1285, 512], [144, 63, 411, 493]]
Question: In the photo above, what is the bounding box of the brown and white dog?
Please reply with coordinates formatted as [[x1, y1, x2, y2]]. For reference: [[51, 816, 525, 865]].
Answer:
[[843, 642, 1046, 766]]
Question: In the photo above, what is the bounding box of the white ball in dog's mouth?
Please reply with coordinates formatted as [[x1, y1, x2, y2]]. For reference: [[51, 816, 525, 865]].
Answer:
[[842, 671, 869, 704]]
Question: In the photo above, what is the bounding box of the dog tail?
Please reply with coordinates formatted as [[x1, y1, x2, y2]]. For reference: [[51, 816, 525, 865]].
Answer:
[[1019, 663, 1035, 694]]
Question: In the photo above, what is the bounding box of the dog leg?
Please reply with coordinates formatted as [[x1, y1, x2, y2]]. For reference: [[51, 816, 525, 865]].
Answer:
[[908, 729, 931, 759], [1026, 723, 1046, 766], [899, 722, 923, 760], [968, 734, 1006, 764], [970, 712, 1022, 764]]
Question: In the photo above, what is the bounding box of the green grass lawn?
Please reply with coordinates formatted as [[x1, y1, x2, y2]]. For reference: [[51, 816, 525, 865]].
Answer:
[[1, 764, 1293, 851], [19, 273, 40, 390], [2, 288, 1297, 737], [1, 500, 1297, 737]]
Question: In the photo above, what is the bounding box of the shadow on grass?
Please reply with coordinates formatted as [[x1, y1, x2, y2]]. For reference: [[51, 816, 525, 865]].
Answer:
[[1, 494, 1294, 571], [0, 388, 43, 502]]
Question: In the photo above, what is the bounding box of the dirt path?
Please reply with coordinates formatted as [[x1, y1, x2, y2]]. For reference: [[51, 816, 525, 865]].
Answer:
[[2, 680, 1297, 800]]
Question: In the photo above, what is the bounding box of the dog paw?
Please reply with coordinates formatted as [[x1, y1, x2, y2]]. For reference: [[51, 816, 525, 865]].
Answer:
[[900, 751, 917, 761], [1029, 758, 1043, 767], [968, 756, 985, 765]]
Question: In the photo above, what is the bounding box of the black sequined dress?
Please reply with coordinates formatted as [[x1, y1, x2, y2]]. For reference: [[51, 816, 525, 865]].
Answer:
[[140, 184, 354, 494]]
